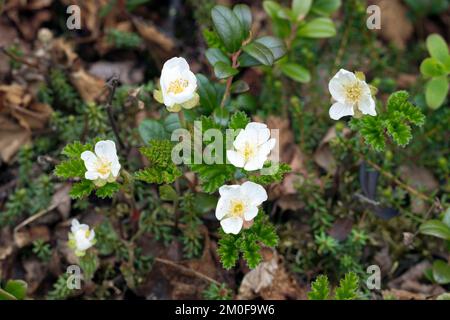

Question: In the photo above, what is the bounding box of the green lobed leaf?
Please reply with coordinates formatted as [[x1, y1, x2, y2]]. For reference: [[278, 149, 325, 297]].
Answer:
[[351, 117, 386, 152], [385, 114, 412, 147], [218, 232, 240, 269], [54, 159, 85, 179], [387, 91, 425, 126], [211, 5, 244, 53], [159, 185, 178, 201], [190, 163, 235, 193], [240, 234, 262, 269], [229, 111, 250, 130], [248, 163, 291, 185], [69, 180, 95, 199], [335, 272, 359, 300], [297, 17, 336, 38], [62, 141, 92, 158], [96, 182, 120, 199], [308, 275, 330, 300], [252, 214, 279, 247]]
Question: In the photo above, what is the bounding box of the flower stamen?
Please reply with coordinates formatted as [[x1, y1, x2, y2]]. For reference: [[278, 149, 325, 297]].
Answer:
[[345, 83, 362, 103], [167, 78, 189, 94]]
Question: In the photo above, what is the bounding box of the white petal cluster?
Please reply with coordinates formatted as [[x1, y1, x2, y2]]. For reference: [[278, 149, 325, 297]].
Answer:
[[226, 122, 276, 171], [68, 219, 96, 256], [81, 140, 121, 187], [215, 181, 268, 235], [159, 57, 198, 112], [328, 69, 376, 120]]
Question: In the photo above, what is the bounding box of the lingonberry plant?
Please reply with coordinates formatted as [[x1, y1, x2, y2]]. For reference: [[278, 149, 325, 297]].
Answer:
[[53, 3, 428, 273]]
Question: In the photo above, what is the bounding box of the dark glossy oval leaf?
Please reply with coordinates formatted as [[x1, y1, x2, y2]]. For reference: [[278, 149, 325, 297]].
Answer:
[[419, 220, 450, 240], [139, 119, 168, 143], [213, 107, 230, 126], [211, 5, 244, 53], [230, 80, 250, 94], [242, 41, 274, 66], [196, 73, 219, 112], [432, 260, 450, 285], [205, 48, 231, 67], [233, 4, 252, 39], [280, 62, 311, 83], [297, 17, 336, 38], [311, 0, 342, 16], [214, 61, 239, 79], [4, 280, 27, 300]]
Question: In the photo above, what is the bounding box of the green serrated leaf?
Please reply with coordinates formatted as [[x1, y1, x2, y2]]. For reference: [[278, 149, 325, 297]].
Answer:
[[248, 163, 291, 185], [96, 182, 120, 199], [385, 116, 412, 146], [218, 232, 240, 269], [335, 272, 359, 300], [62, 141, 92, 158], [54, 159, 85, 179], [190, 164, 235, 193], [308, 275, 330, 300], [159, 185, 178, 201], [252, 214, 279, 247], [229, 111, 250, 130], [240, 234, 262, 269], [69, 180, 95, 199]]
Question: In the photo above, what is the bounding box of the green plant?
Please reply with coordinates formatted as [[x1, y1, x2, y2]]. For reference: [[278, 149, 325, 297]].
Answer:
[[420, 207, 450, 285], [0, 279, 27, 300], [32, 240, 52, 262], [203, 283, 233, 300], [106, 29, 142, 49], [420, 34, 450, 109], [263, 0, 341, 83], [308, 272, 360, 300]]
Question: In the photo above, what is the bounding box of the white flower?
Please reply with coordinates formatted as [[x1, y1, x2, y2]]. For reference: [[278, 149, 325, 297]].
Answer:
[[81, 140, 121, 187], [159, 57, 198, 112], [226, 122, 276, 171], [328, 69, 376, 120], [68, 219, 96, 256], [215, 181, 268, 235]]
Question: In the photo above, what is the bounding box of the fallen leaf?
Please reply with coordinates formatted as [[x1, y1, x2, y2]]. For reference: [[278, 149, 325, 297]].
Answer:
[[371, 0, 413, 49], [14, 225, 50, 248], [237, 248, 306, 300], [70, 69, 106, 103], [132, 17, 176, 53], [314, 125, 351, 174], [0, 115, 31, 163]]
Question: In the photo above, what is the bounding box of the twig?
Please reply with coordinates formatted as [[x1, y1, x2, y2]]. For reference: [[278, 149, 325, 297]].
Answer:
[[220, 50, 241, 108], [361, 155, 436, 204], [0, 47, 40, 69], [105, 76, 126, 150], [14, 202, 59, 233], [154, 257, 220, 286]]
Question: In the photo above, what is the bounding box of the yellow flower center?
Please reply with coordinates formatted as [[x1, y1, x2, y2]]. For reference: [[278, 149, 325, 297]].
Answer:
[[230, 200, 245, 218], [96, 157, 112, 175], [85, 229, 91, 239], [243, 143, 255, 161], [167, 78, 189, 94], [345, 82, 363, 103]]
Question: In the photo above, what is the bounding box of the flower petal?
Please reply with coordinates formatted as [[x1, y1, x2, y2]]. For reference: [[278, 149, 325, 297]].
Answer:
[[226, 150, 245, 168], [71, 219, 80, 233], [358, 94, 377, 116], [218, 185, 240, 198], [215, 196, 230, 220], [95, 140, 117, 159], [233, 128, 257, 150], [243, 156, 266, 171], [85, 170, 100, 180], [244, 206, 258, 221], [329, 69, 357, 102], [245, 122, 270, 145], [111, 159, 121, 177], [220, 217, 243, 235], [241, 181, 267, 206], [329, 102, 354, 120], [80, 151, 97, 170]]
